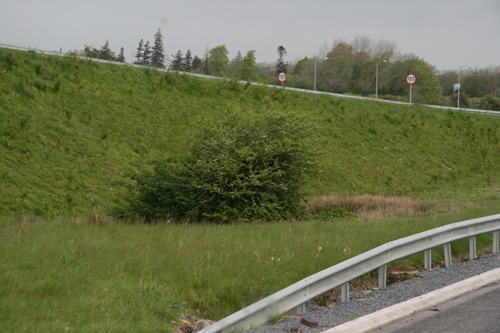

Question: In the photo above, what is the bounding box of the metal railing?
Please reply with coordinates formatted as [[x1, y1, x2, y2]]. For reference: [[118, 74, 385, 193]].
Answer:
[[200, 213, 500, 332]]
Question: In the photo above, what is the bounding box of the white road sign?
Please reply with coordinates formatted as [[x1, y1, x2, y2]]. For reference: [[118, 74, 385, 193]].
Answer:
[[406, 73, 417, 85], [278, 72, 287, 83]]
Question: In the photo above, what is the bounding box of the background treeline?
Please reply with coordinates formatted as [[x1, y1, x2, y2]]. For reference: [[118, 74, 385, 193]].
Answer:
[[82, 34, 500, 110]]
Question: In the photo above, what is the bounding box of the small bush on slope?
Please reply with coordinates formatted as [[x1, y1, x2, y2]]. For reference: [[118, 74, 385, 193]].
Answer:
[[118, 109, 318, 222]]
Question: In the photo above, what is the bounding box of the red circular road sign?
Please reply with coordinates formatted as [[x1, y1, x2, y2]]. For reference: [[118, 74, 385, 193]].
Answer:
[[406, 73, 417, 85], [278, 72, 287, 83]]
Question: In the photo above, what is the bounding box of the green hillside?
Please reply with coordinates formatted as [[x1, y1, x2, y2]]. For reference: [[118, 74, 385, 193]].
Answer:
[[3, 48, 500, 332], [1, 48, 500, 217]]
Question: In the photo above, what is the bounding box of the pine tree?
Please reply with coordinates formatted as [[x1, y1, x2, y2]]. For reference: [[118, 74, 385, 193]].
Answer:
[[192, 55, 202, 71], [116, 47, 125, 63], [170, 50, 184, 70], [99, 40, 114, 60], [135, 39, 144, 64], [236, 50, 243, 60], [151, 28, 165, 68], [183, 49, 193, 72], [276, 45, 287, 74], [143, 41, 152, 66], [203, 50, 210, 75]]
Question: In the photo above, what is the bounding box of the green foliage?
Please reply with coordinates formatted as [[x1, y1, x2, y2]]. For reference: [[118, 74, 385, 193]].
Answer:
[[208, 45, 230, 77], [478, 94, 500, 111], [84, 41, 125, 63], [317, 206, 357, 221], [1, 47, 500, 218], [151, 28, 165, 68], [170, 50, 184, 70], [237, 50, 258, 81], [385, 58, 442, 104], [183, 49, 193, 72], [120, 110, 318, 222]]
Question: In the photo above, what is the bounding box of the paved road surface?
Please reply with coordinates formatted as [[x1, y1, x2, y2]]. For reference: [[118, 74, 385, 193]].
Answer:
[[373, 281, 500, 333]]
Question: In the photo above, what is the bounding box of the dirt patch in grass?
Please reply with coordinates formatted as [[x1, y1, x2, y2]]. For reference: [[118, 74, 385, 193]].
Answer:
[[306, 194, 432, 220]]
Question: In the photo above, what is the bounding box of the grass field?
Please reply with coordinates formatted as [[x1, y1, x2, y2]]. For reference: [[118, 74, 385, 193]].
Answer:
[[2, 202, 500, 332], [1, 48, 500, 332]]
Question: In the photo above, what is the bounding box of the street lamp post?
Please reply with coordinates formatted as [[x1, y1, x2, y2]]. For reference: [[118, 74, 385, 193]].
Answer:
[[376, 60, 387, 99], [458, 65, 471, 108], [314, 57, 317, 91], [314, 56, 328, 91]]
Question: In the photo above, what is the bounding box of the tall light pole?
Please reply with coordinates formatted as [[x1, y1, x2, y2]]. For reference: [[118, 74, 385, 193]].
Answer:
[[458, 65, 471, 108], [314, 57, 317, 91], [376, 59, 388, 99], [314, 56, 328, 91]]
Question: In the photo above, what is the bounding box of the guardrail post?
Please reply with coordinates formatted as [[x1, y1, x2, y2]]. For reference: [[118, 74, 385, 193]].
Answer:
[[424, 249, 432, 270], [378, 265, 387, 289], [444, 243, 452, 268], [341, 283, 349, 302], [296, 303, 306, 314], [469, 236, 477, 260], [494, 231, 499, 253]]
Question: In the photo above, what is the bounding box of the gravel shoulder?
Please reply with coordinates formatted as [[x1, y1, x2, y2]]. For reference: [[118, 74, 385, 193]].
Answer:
[[245, 252, 500, 333]]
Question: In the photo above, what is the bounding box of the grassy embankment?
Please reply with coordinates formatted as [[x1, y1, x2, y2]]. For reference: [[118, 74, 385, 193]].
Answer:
[[1, 48, 500, 331]]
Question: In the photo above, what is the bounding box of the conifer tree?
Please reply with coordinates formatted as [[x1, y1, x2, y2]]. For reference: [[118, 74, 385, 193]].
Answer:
[[275, 45, 287, 74], [99, 40, 114, 60], [170, 50, 184, 70], [135, 39, 144, 64], [183, 49, 193, 72], [151, 28, 165, 68], [236, 50, 243, 60], [191, 55, 202, 71], [143, 41, 152, 66], [116, 47, 125, 63], [203, 50, 210, 75]]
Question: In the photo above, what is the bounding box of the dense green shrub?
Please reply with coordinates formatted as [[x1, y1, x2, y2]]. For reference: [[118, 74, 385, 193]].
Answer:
[[119, 110, 318, 222], [478, 94, 500, 111]]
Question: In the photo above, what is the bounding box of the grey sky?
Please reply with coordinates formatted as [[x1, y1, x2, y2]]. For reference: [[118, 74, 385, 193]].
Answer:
[[1, 0, 499, 71]]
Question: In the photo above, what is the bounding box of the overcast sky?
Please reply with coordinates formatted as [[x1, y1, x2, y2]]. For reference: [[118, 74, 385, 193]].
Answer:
[[1, 0, 499, 71]]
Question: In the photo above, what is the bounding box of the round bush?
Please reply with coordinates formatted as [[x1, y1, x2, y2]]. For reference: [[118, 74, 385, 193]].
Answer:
[[119, 110, 318, 222]]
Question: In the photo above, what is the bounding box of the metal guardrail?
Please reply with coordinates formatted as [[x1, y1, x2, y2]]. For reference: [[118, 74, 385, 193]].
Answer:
[[200, 213, 500, 332], [1, 43, 500, 116]]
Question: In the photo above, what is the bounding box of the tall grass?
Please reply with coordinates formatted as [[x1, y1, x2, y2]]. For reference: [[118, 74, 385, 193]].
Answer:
[[306, 194, 432, 220], [2, 199, 500, 331]]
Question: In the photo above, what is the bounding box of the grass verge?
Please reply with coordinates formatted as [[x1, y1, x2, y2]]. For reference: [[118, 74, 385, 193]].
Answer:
[[2, 195, 499, 331]]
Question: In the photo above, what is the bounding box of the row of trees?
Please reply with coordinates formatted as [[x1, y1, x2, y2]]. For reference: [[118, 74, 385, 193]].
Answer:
[[163, 38, 499, 108], [83, 29, 166, 69], [82, 34, 499, 109], [133, 28, 165, 68], [84, 41, 126, 63]]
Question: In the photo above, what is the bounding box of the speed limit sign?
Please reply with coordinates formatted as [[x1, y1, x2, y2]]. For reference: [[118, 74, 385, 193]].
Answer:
[[406, 73, 417, 85], [278, 72, 287, 83]]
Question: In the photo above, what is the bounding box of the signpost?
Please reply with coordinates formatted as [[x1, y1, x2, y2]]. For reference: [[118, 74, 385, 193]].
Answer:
[[406, 73, 417, 104], [278, 71, 287, 87]]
